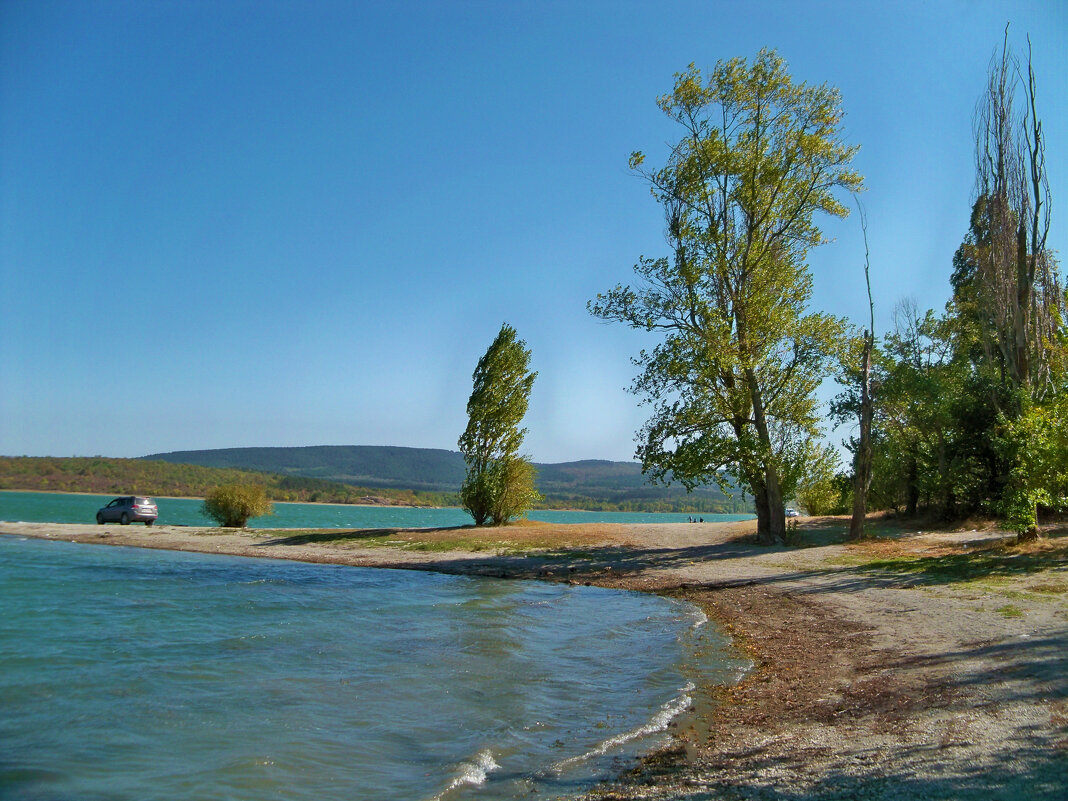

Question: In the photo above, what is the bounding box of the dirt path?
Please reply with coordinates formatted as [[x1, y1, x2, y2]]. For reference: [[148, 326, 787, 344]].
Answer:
[[3, 519, 1066, 799]]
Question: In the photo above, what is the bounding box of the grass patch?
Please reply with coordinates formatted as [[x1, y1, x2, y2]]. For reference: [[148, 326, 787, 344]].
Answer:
[[829, 533, 1068, 589], [1029, 582, 1068, 595], [996, 604, 1024, 618]]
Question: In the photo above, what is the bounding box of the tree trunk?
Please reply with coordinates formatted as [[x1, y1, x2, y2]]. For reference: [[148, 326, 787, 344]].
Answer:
[[762, 468, 786, 545], [849, 198, 876, 540], [752, 480, 770, 542], [747, 375, 785, 545], [905, 452, 920, 517], [849, 338, 873, 540]]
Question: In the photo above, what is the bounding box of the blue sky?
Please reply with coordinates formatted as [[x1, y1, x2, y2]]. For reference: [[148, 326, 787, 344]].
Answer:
[[2, 0, 1065, 463]]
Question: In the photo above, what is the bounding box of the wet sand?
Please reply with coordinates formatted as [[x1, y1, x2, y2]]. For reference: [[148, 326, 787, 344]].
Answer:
[[4, 518, 1066, 799]]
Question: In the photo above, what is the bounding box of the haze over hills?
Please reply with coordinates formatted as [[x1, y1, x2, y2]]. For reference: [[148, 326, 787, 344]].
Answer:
[[142, 445, 748, 512]]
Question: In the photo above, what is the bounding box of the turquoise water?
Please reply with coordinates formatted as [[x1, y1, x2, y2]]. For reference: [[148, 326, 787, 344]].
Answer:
[[0, 490, 754, 529], [0, 535, 746, 800]]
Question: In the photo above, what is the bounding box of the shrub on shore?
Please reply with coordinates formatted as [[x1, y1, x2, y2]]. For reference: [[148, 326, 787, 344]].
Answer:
[[202, 484, 273, 528]]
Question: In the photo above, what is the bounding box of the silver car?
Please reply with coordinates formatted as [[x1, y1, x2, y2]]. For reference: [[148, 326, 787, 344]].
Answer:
[[97, 496, 158, 526]]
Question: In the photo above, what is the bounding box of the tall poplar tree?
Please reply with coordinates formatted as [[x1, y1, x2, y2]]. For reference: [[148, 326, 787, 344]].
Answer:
[[458, 324, 539, 525], [590, 50, 861, 544]]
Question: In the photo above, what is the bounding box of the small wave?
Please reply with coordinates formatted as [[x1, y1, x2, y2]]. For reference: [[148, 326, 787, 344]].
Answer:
[[688, 607, 708, 631], [551, 682, 695, 773], [430, 749, 500, 800]]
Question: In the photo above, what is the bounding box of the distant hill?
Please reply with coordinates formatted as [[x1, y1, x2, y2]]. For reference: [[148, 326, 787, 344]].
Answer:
[[142, 446, 749, 513], [0, 456, 445, 506], [143, 446, 466, 492]]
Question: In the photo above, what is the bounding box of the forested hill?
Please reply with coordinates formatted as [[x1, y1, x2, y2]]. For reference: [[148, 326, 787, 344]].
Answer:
[[143, 446, 467, 492], [143, 446, 748, 513]]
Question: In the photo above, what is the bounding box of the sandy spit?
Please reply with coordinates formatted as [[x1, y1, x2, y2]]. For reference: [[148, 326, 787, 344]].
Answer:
[[3, 519, 1066, 800]]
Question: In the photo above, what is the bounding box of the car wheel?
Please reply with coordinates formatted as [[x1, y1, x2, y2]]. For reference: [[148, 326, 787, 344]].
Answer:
[[96, 512, 104, 525], [145, 520, 153, 527], [120, 513, 129, 525]]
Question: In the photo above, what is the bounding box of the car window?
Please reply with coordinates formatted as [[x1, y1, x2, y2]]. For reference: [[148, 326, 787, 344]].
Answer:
[[108, 499, 121, 508], [135, 497, 152, 505]]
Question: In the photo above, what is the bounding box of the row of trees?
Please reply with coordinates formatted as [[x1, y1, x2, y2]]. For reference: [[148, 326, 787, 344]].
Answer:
[[589, 34, 1064, 544], [843, 30, 1066, 541]]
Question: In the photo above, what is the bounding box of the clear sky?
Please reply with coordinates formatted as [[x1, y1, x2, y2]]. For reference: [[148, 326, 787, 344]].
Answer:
[[2, 0, 1065, 463]]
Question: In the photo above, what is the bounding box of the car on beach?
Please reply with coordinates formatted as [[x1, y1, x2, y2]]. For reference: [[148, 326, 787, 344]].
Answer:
[[97, 496, 158, 526]]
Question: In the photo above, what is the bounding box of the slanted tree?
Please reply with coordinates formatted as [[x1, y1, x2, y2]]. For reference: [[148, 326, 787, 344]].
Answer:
[[589, 50, 861, 544], [458, 324, 539, 525]]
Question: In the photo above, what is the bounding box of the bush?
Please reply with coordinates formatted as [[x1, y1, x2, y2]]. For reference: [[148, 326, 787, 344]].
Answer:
[[490, 457, 542, 525], [203, 484, 273, 528]]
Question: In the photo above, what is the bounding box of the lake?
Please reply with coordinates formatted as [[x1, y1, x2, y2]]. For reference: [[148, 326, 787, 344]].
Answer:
[[0, 490, 754, 529], [0, 535, 748, 800]]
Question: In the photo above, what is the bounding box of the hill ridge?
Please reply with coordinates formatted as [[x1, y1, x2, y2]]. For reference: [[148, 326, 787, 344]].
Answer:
[[142, 445, 748, 513]]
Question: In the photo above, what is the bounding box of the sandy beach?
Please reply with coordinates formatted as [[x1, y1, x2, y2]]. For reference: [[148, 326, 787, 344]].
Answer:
[[3, 517, 1065, 799]]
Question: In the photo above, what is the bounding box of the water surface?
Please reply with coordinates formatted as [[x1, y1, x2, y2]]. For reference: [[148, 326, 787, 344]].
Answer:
[[0, 490, 753, 529], [0, 536, 747, 800]]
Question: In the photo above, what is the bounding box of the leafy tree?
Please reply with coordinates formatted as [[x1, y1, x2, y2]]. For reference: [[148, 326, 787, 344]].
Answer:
[[997, 395, 1068, 536], [792, 443, 842, 516], [202, 484, 273, 527], [589, 50, 861, 544], [945, 28, 1065, 537], [458, 324, 538, 525]]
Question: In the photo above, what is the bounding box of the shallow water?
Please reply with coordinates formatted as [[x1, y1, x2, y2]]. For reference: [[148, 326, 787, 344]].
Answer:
[[0, 490, 754, 528], [0, 536, 747, 800]]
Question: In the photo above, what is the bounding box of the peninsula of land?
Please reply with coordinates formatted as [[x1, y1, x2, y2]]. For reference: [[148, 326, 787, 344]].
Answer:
[[4, 517, 1065, 799]]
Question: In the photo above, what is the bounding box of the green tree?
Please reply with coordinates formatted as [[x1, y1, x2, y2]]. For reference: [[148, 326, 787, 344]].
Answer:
[[458, 324, 538, 525], [997, 394, 1068, 537], [202, 484, 273, 528], [589, 50, 861, 544], [792, 442, 842, 516], [939, 28, 1066, 537]]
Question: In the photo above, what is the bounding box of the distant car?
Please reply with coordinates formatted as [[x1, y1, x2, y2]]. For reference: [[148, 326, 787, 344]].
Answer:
[[785, 507, 801, 518], [97, 496, 158, 526]]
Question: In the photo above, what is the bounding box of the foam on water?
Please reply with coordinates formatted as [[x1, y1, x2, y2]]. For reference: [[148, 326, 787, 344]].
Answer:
[[431, 750, 501, 800], [550, 682, 695, 774]]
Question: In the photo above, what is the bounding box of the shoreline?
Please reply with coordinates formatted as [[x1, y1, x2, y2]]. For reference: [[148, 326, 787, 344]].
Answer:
[[3, 519, 1066, 799]]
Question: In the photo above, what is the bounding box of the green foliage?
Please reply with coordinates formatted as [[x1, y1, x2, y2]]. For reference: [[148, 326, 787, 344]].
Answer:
[[459, 470, 495, 527], [458, 324, 538, 525], [996, 396, 1068, 535], [793, 444, 842, 516], [202, 484, 273, 528], [489, 457, 543, 525], [590, 49, 860, 543]]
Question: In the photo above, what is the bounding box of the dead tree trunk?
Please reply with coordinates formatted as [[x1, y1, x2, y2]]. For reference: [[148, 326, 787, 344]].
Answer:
[[849, 199, 875, 540]]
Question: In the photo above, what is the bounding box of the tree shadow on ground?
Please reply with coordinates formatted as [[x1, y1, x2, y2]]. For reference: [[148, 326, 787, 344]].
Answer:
[[252, 527, 476, 546]]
